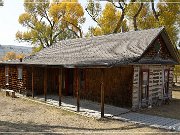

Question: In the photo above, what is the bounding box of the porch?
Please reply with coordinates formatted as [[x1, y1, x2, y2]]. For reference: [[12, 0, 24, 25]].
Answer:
[[18, 93, 130, 118], [24, 65, 133, 118]]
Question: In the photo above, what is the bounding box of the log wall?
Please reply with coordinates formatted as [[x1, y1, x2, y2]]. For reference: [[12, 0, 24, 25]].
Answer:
[[0, 64, 174, 109], [0, 65, 5, 89], [132, 65, 174, 109], [0, 65, 27, 93], [33, 67, 44, 95], [79, 66, 134, 107], [132, 66, 140, 109]]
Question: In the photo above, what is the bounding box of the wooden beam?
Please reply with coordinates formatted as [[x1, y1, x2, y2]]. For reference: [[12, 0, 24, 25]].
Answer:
[[59, 68, 62, 106], [44, 67, 47, 101], [84, 69, 87, 92], [101, 69, 105, 118], [32, 67, 34, 98], [75, 68, 80, 112]]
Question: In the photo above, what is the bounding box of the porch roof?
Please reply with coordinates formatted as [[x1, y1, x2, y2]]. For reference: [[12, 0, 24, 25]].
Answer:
[[1, 27, 179, 67]]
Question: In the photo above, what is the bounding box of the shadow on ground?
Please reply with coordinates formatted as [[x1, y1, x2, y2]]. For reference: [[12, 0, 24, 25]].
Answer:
[[0, 120, 146, 133]]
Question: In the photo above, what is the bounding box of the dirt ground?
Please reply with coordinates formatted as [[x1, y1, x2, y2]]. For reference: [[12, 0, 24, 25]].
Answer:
[[138, 84, 180, 120], [0, 92, 169, 134]]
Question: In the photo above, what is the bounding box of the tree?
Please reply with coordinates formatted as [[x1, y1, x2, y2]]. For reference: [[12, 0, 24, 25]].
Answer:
[[3, 52, 16, 61], [50, 0, 85, 38], [86, 0, 146, 34], [3, 52, 25, 61], [16, 53, 25, 60], [126, 1, 144, 31], [16, 0, 85, 49], [136, 0, 180, 45], [86, 2, 128, 36], [87, 0, 180, 44]]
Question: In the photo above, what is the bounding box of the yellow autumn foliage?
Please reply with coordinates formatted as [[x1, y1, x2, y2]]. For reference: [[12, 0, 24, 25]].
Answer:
[[90, 3, 128, 36], [17, 0, 85, 49], [50, 0, 84, 26], [3, 52, 25, 61]]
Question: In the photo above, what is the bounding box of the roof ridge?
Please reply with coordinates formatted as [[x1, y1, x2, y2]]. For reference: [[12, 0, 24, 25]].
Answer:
[[56, 27, 164, 45]]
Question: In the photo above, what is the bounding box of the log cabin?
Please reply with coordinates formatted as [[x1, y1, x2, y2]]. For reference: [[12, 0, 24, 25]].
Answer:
[[0, 27, 179, 117]]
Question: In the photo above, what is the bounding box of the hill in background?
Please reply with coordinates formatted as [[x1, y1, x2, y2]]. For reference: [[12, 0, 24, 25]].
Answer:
[[0, 45, 32, 59]]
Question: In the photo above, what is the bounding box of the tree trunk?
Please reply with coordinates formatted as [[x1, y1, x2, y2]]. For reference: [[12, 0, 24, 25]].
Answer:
[[133, 3, 143, 31], [114, 10, 125, 33], [151, 0, 159, 21]]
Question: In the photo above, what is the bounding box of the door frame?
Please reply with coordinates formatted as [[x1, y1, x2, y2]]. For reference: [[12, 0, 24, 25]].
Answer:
[[162, 68, 170, 97], [139, 68, 149, 106]]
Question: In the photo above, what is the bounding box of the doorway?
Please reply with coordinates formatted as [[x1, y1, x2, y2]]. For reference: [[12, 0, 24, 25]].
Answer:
[[65, 69, 74, 96]]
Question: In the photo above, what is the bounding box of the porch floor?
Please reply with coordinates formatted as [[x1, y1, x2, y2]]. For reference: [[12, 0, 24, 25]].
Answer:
[[34, 95, 130, 118]]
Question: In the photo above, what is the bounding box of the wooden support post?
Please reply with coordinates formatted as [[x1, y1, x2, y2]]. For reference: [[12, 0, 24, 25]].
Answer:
[[75, 68, 80, 112], [59, 68, 62, 106], [32, 67, 34, 98], [101, 69, 105, 118], [44, 67, 47, 101]]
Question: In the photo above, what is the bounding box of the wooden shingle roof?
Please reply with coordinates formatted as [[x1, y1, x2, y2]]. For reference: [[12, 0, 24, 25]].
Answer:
[[2, 27, 179, 67]]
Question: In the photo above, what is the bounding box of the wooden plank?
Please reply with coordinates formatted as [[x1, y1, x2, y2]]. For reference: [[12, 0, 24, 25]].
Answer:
[[75, 68, 80, 112], [44, 67, 47, 101], [59, 68, 62, 106], [101, 68, 105, 118], [32, 67, 34, 98]]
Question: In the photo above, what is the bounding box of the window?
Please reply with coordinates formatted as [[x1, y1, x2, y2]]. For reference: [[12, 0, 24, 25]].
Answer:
[[5, 66, 9, 85], [18, 66, 23, 79], [163, 69, 169, 96], [141, 70, 149, 101]]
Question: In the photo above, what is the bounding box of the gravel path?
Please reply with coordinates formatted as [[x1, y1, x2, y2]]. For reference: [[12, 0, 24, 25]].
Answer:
[[0, 91, 169, 134]]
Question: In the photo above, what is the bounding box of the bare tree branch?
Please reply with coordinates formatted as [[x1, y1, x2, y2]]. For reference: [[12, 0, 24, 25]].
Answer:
[[85, 8, 101, 27], [65, 20, 83, 38], [151, 0, 160, 21], [110, 0, 127, 33]]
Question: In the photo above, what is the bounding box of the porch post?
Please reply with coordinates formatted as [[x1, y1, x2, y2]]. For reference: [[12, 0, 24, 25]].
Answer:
[[101, 69, 105, 118], [75, 68, 80, 112], [44, 67, 47, 101], [32, 67, 34, 98], [59, 68, 62, 106]]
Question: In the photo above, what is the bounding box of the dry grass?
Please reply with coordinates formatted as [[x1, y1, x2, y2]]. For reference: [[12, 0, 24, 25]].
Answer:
[[0, 91, 167, 134], [138, 84, 180, 120]]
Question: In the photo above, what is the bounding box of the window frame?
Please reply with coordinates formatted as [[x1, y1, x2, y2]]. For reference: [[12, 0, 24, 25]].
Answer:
[[163, 69, 169, 97], [140, 69, 149, 102], [18, 66, 23, 80], [5, 66, 9, 85]]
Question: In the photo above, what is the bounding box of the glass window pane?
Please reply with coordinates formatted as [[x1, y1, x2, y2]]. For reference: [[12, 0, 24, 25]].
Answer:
[[165, 71, 168, 82], [18, 67, 23, 79], [143, 72, 148, 85]]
